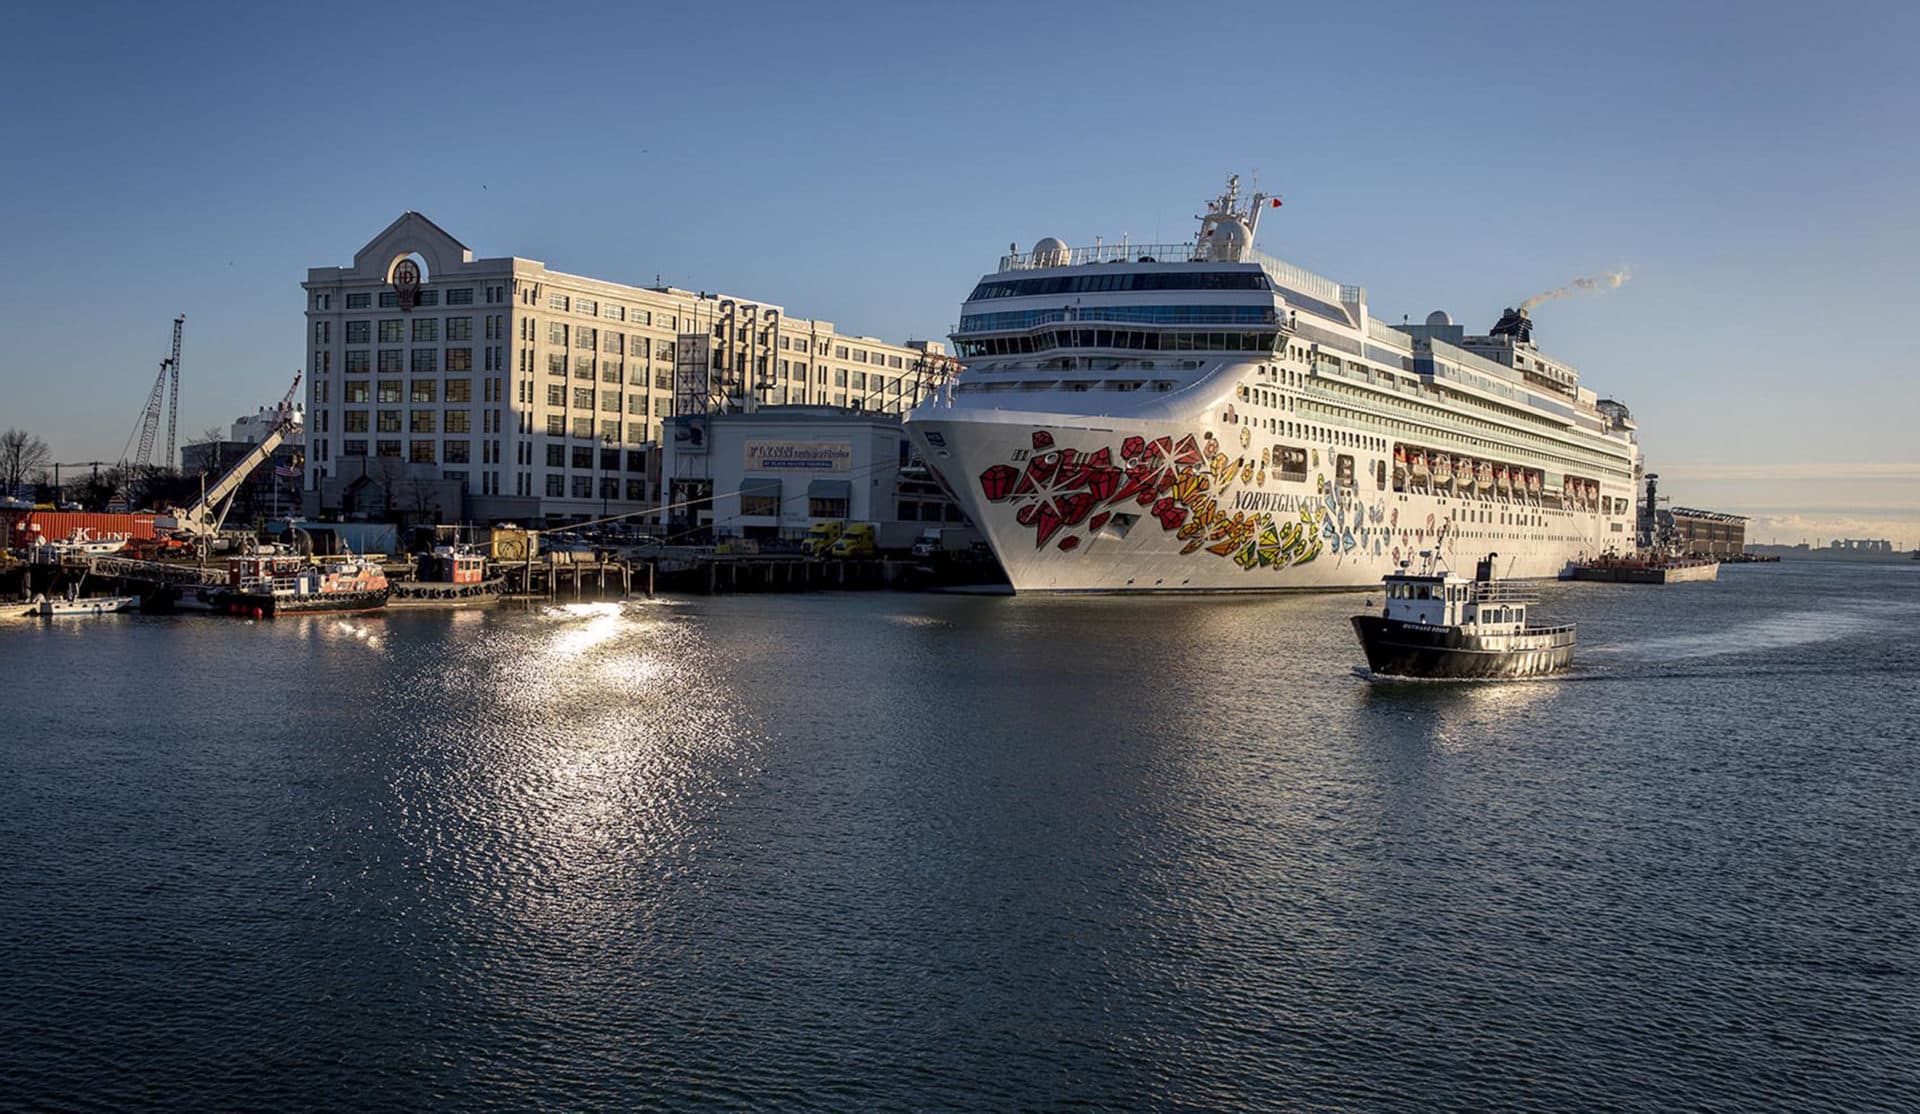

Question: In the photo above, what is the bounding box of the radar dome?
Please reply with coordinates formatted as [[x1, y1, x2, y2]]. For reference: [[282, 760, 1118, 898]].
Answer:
[[1425, 310, 1453, 327], [1032, 237, 1070, 267], [1205, 219, 1251, 262]]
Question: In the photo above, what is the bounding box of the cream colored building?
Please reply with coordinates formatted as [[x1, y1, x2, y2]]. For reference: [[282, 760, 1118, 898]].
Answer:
[[302, 212, 956, 523]]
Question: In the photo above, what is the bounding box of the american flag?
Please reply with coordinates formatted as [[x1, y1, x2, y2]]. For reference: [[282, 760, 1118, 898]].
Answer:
[[274, 463, 301, 478]]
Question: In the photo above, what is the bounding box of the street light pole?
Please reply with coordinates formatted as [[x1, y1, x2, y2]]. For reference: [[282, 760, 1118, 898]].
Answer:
[[602, 434, 613, 521]]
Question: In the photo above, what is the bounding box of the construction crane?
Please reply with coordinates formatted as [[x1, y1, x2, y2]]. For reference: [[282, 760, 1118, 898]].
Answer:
[[167, 371, 302, 543], [125, 315, 186, 472], [164, 315, 184, 469]]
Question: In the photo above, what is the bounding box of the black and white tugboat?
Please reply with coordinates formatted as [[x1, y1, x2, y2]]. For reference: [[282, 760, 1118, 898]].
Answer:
[[1352, 551, 1575, 680]]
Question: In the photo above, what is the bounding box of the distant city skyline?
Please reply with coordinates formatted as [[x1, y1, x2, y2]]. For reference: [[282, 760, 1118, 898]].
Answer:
[[1, 0, 1914, 545]]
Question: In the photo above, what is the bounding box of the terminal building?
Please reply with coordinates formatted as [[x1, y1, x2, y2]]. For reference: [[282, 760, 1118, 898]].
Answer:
[[658, 408, 968, 547], [301, 212, 957, 525], [1665, 506, 1748, 557]]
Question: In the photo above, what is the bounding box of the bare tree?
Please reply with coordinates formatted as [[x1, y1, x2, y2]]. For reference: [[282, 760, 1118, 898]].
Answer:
[[1, 428, 51, 492]]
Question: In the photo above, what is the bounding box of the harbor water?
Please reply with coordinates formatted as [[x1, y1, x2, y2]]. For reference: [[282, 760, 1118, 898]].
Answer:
[[1, 561, 1916, 1109]]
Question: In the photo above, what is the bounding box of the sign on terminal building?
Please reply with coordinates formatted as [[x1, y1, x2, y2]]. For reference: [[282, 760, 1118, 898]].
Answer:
[[744, 440, 852, 471]]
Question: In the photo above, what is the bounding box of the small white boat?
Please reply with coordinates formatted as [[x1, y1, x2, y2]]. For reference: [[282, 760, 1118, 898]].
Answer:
[[30, 592, 139, 617]]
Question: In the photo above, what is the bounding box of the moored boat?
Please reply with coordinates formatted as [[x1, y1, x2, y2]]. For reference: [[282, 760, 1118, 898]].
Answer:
[[219, 553, 390, 616], [1352, 552, 1576, 679], [29, 591, 139, 617]]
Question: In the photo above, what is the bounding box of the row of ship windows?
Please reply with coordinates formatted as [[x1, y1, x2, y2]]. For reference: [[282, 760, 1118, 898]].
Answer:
[[967, 270, 1270, 299], [957, 305, 1279, 332], [955, 329, 1281, 358]]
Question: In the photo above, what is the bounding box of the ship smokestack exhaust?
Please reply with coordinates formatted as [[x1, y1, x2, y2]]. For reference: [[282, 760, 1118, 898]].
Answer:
[[1519, 268, 1631, 311]]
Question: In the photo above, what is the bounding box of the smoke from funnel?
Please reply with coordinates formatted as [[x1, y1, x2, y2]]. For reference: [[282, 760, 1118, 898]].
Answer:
[[1519, 268, 1631, 311]]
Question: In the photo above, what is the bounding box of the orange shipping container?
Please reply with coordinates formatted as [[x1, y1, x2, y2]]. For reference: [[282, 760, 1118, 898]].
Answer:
[[6, 511, 160, 547]]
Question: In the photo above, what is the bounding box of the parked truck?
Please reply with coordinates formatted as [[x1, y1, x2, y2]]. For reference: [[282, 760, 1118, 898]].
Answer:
[[803, 520, 844, 557], [828, 522, 878, 558]]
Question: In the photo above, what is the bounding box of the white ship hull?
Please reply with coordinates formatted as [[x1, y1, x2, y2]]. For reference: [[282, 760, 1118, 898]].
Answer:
[[910, 391, 1624, 593], [917, 178, 1642, 593]]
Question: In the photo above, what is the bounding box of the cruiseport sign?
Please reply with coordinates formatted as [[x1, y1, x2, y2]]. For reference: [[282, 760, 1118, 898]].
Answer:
[[744, 440, 852, 471]]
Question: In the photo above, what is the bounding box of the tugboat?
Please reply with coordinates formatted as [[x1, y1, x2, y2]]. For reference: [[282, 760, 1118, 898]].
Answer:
[[219, 551, 390, 616], [1352, 551, 1575, 680]]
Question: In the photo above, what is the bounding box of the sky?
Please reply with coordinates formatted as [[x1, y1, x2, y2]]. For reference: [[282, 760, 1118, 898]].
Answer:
[[1, 0, 1915, 546]]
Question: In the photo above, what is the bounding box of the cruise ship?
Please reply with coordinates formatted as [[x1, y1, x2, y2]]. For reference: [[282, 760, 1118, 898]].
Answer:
[[905, 177, 1642, 592]]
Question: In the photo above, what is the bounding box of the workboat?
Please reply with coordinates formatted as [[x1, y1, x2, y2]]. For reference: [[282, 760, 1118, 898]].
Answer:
[[28, 591, 139, 617], [1352, 552, 1575, 680], [219, 553, 390, 616]]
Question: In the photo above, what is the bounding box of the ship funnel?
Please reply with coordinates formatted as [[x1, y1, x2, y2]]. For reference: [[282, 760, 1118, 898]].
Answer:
[[1488, 307, 1533, 343]]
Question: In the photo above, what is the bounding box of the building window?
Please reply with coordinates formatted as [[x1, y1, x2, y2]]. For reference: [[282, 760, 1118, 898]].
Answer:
[[600, 420, 619, 440], [601, 361, 621, 383], [415, 290, 438, 307], [378, 320, 404, 343], [572, 417, 594, 439], [446, 317, 473, 341], [412, 349, 437, 374], [410, 440, 435, 463], [345, 381, 370, 404], [410, 410, 436, 433], [625, 479, 645, 501], [573, 387, 594, 410], [599, 477, 618, 500], [571, 475, 592, 498], [548, 352, 567, 375], [446, 288, 474, 306], [445, 410, 471, 434], [409, 380, 435, 403], [742, 491, 780, 517], [547, 415, 566, 436], [445, 378, 472, 403], [343, 410, 369, 432], [447, 348, 472, 372], [343, 439, 368, 456], [444, 440, 470, 463], [575, 356, 594, 379], [377, 410, 404, 433], [377, 439, 402, 457], [379, 292, 398, 308], [412, 318, 437, 343], [600, 391, 621, 412], [346, 320, 371, 344], [576, 326, 596, 349], [377, 380, 403, 404], [545, 384, 565, 408], [546, 474, 565, 496], [809, 497, 848, 518], [626, 449, 647, 473], [549, 293, 569, 311], [576, 298, 597, 316], [630, 335, 649, 357], [346, 292, 371, 309], [378, 350, 404, 374], [345, 350, 370, 374]]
